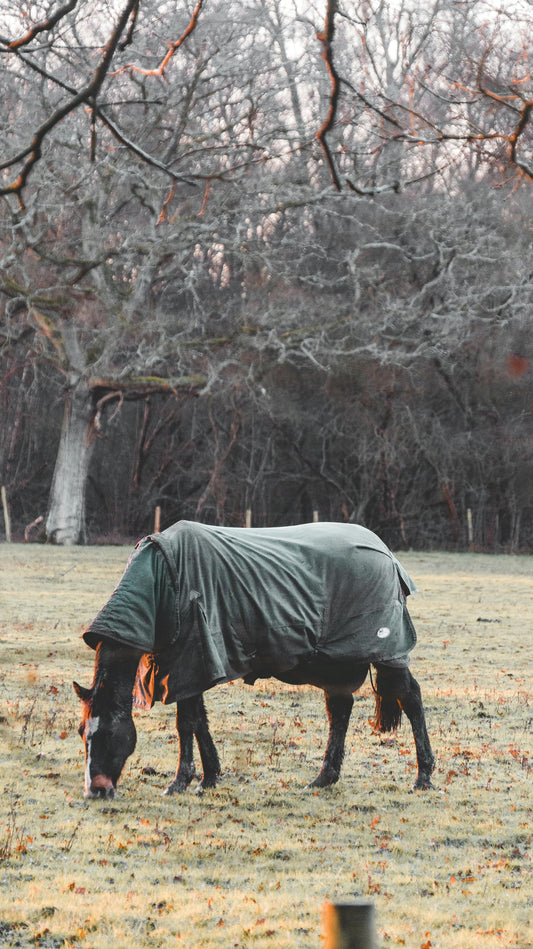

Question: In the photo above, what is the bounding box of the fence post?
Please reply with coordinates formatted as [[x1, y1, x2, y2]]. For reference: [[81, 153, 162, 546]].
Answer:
[[467, 508, 473, 551], [154, 505, 161, 533], [245, 508, 252, 528], [1, 486, 11, 542], [322, 901, 376, 949]]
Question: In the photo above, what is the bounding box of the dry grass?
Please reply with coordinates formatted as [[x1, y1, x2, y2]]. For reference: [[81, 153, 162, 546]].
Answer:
[[0, 543, 531, 949]]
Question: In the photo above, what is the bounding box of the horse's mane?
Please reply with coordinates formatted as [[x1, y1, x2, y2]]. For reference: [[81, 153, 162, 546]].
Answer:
[[83, 640, 141, 719]]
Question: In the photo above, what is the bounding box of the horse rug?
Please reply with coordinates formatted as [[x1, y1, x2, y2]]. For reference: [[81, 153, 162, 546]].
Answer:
[[83, 520, 418, 708]]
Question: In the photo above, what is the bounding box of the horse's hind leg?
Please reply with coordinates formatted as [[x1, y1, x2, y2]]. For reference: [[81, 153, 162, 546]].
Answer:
[[309, 692, 354, 788], [374, 665, 435, 789], [194, 694, 221, 790], [400, 672, 435, 789]]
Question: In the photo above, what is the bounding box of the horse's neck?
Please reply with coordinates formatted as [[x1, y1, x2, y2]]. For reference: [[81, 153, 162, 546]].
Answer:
[[95, 642, 140, 714]]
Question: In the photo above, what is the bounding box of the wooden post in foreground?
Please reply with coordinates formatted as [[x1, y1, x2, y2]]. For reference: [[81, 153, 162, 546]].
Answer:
[[154, 505, 161, 533], [322, 901, 377, 949], [1, 486, 11, 543], [245, 508, 252, 528]]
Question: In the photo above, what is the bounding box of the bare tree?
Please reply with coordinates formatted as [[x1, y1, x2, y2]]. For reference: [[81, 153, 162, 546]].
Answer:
[[313, 0, 533, 192], [1, 0, 531, 544], [0, 0, 321, 541]]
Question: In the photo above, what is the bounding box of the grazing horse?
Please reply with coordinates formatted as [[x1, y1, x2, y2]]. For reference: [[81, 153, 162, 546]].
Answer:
[[74, 521, 435, 799]]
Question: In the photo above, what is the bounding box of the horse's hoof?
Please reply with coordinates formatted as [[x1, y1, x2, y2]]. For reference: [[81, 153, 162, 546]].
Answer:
[[306, 774, 338, 790], [413, 778, 435, 790], [163, 782, 187, 796], [198, 775, 219, 792]]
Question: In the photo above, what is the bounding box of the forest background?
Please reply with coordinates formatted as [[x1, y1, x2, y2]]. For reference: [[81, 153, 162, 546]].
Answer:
[[1, 0, 532, 551]]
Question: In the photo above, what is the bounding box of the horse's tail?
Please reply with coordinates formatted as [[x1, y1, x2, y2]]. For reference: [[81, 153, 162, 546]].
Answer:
[[372, 691, 402, 733]]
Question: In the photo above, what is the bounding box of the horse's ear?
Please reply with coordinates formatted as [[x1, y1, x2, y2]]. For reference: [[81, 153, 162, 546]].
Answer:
[[73, 681, 92, 702]]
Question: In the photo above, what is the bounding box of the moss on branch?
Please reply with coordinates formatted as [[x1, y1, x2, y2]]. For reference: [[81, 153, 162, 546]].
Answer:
[[90, 374, 207, 394]]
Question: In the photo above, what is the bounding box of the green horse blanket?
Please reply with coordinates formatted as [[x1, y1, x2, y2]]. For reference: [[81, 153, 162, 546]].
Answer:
[[83, 521, 418, 707]]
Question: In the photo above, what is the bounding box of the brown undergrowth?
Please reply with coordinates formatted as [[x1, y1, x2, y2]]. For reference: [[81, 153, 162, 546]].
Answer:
[[0, 543, 531, 948]]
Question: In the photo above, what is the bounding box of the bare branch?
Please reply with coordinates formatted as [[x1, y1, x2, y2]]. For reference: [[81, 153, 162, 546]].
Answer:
[[118, 0, 140, 51], [196, 411, 241, 517], [476, 46, 522, 113], [1, 44, 197, 189], [95, 106, 198, 186], [0, 0, 206, 202], [0, 0, 139, 204], [315, 0, 342, 191], [509, 100, 533, 180], [116, 0, 205, 79], [3, 0, 79, 50], [91, 374, 207, 394]]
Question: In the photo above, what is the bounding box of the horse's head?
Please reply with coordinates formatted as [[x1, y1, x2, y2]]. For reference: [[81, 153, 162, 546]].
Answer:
[[73, 642, 138, 799], [74, 680, 137, 798]]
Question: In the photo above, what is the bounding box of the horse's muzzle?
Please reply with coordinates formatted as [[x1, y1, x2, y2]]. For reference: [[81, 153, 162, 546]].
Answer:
[[86, 774, 116, 799]]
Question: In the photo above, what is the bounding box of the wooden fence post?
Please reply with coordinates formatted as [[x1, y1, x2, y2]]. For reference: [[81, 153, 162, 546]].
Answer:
[[154, 505, 161, 533], [245, 508, 252, 528], [322, 901, 377, 949], [1, 486, 11, 543], [467, 508, 473, 551]]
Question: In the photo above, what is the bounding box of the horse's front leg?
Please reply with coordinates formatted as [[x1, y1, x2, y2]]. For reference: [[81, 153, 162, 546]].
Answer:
[[374, 665, 435, 789], [309, 692, 354, 787], [164, 696, 200, 795], [164, 694, 220, 795], [194, 694, 221, 790]]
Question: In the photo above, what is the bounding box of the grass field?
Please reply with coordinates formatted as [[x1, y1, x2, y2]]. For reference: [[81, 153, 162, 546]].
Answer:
[[0, 542, 531, 949]]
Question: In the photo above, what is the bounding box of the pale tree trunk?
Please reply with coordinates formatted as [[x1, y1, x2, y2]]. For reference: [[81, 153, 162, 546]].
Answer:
[[45, 381, 96, 545]]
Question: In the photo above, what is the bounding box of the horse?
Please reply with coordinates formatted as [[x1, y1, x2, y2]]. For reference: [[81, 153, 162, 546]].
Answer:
[[74, 520, 435, 799]]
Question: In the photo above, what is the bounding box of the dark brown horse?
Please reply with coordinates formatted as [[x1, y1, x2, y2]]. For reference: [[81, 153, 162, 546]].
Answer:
[[75, 645, 435, 798], [74, 521, 435, 799]]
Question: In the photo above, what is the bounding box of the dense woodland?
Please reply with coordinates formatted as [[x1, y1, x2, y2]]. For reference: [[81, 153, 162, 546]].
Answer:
[[1, 0, 532, 550]]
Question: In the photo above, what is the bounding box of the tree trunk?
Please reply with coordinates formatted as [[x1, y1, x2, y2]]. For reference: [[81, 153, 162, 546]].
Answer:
[[45, 382, 96, 545]]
